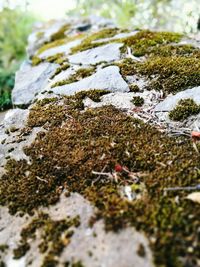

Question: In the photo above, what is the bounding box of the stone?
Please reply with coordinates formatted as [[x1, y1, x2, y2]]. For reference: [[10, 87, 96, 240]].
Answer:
[[12, 61, 58, 106], [38, 39, 83, 59], [52, 66, 129, 95], [68, 43, 124, 65]]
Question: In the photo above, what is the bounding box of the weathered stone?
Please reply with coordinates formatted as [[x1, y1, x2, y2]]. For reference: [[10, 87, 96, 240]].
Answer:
[[52, 66, 129, 95], [12, 61, 58, 106], [38, 39, 83, 59], [68, 43, 123, 65]]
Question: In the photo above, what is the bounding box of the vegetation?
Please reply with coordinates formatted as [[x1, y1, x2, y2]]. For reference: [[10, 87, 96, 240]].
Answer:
[[0, 8, 35, 110], [1, 94, 200, 266], [169, 98, 200, 121]]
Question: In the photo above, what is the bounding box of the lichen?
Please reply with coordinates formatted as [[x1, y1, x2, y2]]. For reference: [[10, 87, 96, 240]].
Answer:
[[1, 98, 200, 266], [51, 67, 95, 88], [169, 98, 200, 121], [131, 96, 144, 106]]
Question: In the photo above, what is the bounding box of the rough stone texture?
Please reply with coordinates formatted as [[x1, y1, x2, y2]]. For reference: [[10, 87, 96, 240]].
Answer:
[[68, 43, 124, 65], [12, 62, 58, 106], [52, 66, 129, 95], [38, 39, 83, 59], [2, 15, 200, 267]]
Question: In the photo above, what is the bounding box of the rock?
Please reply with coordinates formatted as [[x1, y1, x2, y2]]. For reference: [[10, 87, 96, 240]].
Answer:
[[92, 30, 139, 43], [68, 43, 124, 65], [52, 66, 129, 95], [12, 61, 58, 106], [155, 86, 200, 113], [38, 39, 83, 59], [186, 192, 200, 204]]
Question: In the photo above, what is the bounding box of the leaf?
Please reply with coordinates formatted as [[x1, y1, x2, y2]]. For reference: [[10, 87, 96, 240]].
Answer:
[[186, 192, 200, 204]]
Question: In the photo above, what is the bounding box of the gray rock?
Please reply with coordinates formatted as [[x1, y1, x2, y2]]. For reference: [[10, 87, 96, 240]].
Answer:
[[68, 43, 123, 65], [27, 20, 70, 57], [38, 39, 83, 59], [0, 193, 154, 267], [12, 61, 58, 106], [92, 30, 139, 43], [155, 86, 200, 112], [52, 66, 129, 95]]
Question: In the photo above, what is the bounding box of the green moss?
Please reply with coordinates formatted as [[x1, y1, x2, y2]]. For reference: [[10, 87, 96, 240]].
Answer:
[[37, 34, 85, 56], [131, 96, 144, 106], [51, 63, 70, 79], [13, 242, 30, 259], [129, 84, 140, 92], [32, 56, 43, 66], [169, 98, 200, 121], [118, 52, 200, 94], [50, 24, 70, 42], [51, 67, 95, 88], [120, 30, 182, 57], [0, 245, 8, 253], [70, 28, 122, 54], [1, 98, 200, 266]]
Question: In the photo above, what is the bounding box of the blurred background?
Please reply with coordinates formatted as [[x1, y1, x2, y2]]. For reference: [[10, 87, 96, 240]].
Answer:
[[0, 0, 200, 111]]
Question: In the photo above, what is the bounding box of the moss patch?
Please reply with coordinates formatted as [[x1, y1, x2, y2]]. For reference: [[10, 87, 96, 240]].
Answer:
[[169, 98, 200, 121], [13, 213, 80, 265], [118, 49, 200, 94], [1, 98, 200, 266], [70, 28, 123, 54], [51, 67, 95, 88], [120, 30, 182, 57], [131, 96, 144, 106]]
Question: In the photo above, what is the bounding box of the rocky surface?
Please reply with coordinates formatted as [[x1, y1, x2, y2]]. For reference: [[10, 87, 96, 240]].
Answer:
[[1, 16, 200, 267]]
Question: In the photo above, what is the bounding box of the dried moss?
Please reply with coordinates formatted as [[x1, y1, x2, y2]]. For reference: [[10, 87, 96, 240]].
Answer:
[[169, 98, 200, 121], [32, 53, 66, 66], [131, 96, 144, 106], [51, 67, 95, 88], [1, 99, 200, 266]]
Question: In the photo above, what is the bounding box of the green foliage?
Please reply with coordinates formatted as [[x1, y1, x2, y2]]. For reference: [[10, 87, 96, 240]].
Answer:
[[0, 8, 35, 110]]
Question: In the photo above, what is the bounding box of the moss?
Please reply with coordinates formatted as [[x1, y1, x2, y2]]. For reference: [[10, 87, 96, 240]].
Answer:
[[50, 24, 70, 42], [0, 261, 6, 267], [51, 67, 95, 88], [137, 243, 146, 257], [131, 96, 144, 106], [0, 245, 8, 253], [37, 34, 85, 56], [13, 242, 30, 259], [129, 84, 140, 92], [70, 28, 122, 54], [14, 212, 80, 262], [169, 98, 200, 121], [1, 99, 200, 266], [32, 56, 43, 66], [118, 52, 200, 94], [120, 30, 182, 57], [51, 63, 70, 79], [32, 53, 66, 66]]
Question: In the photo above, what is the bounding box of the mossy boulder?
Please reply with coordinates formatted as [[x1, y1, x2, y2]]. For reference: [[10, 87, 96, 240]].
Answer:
[[1, 16, 200, 267]]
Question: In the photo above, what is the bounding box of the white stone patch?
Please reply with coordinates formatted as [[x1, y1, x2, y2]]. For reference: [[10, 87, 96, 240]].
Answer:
[[52, 66, 129, 95], [38, 39, 83, 59], [68, 43, 123, 65], [92, 30, 139, 43], [84, 90, 158, 110], [12, 61, 58, 106], [155, 86, 200, 113]]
